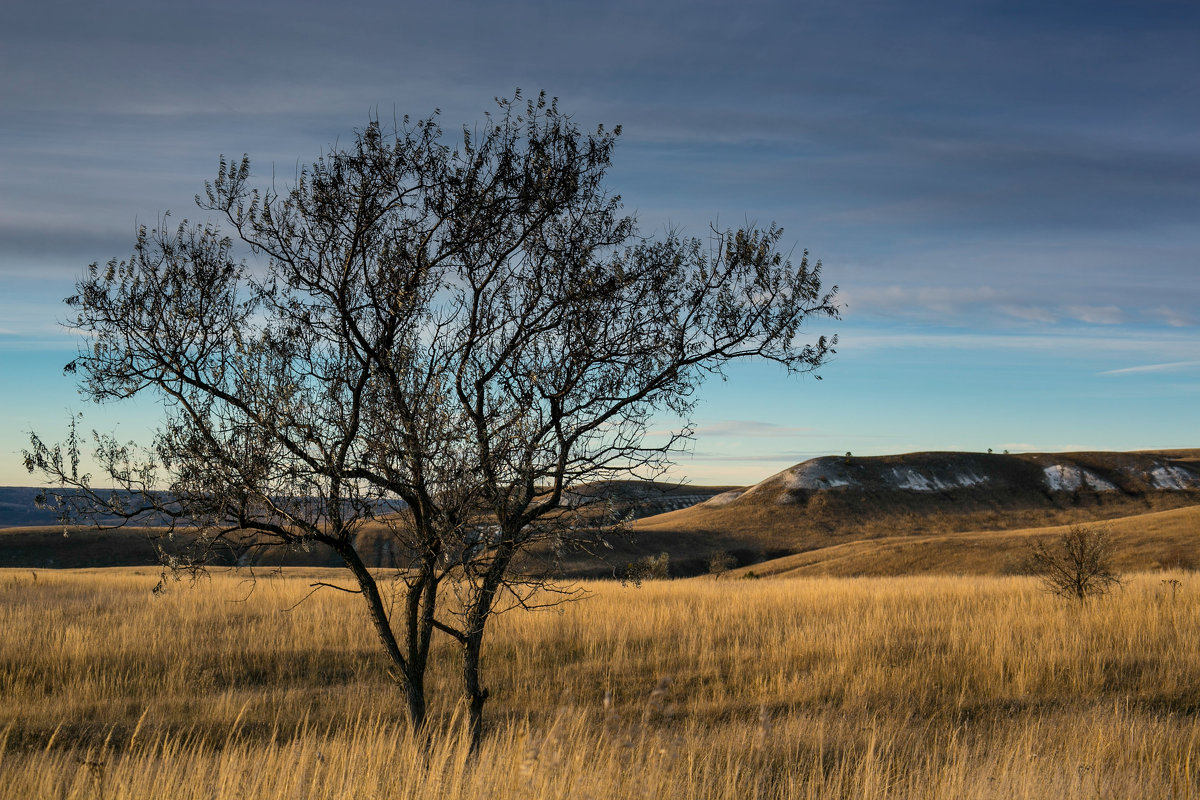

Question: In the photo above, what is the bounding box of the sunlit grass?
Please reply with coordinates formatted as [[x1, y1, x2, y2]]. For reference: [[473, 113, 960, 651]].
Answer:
[[1, 567, 1198, 798]]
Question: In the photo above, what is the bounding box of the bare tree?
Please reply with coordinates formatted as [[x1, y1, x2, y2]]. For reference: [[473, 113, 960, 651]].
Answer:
[[1029, 524, 1122, 600], [708, 550, 737, 578], [25, 91, 839, 749]]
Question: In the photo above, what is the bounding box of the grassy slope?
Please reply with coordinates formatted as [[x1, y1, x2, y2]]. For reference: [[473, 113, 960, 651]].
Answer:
[[724, 503, 1200, 578]]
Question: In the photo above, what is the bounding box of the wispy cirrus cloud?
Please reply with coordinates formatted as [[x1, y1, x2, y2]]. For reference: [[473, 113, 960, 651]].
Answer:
[[685, 451, 830, 463], [840, 283, 1143, 329], [838, 285, 1001, 319], [693, 420, 815, 437], [841, 284, 1188, 331], [1150, 307, 1196, 328], [1066, 305, 1124, 325], [1099, 360, 1200, 376], [998, 305, 1058, 324], [839, 327, 1199, 360]]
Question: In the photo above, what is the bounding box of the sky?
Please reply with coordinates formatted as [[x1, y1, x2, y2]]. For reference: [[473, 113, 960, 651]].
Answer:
[[1, 0, 1197, 487]]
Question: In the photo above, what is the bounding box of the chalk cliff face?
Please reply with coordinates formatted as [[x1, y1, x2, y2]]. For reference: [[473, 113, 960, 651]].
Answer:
[[700, 451, 1200, 509]]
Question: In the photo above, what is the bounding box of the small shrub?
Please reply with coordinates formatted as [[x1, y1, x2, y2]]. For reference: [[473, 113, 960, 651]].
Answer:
[[622, 552, 670, 586], [707, 550, 736, 578], [1028, 523, 1121, 600], [643, 552, 670, 579]]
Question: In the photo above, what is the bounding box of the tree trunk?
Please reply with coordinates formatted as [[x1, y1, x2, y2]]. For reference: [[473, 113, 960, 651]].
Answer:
[[405, 676, 427, 730], [461, 550, 511, 754], [334, 539, 428, 732], [463, 631, 489, 753]]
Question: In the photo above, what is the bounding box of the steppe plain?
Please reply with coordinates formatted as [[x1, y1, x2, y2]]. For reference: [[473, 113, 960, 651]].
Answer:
[[3, 449, 1200, 799]]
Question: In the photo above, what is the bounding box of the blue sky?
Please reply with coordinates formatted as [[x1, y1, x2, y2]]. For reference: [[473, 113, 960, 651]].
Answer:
[[2, 0, 1197, 486]]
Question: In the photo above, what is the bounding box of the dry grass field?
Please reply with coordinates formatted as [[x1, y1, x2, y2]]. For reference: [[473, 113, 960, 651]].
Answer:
[[730, 503, 1200, 578], [2, 567, 1199, 798]]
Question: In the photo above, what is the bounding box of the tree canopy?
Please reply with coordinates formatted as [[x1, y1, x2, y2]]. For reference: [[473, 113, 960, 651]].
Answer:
[[26, 91, 839, 747]]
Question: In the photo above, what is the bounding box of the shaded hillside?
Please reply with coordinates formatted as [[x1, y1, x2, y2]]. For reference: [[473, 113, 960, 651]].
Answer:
[[0, 488, 66, 528], [0, 487, 176, 529], [0, 526, 176, 569], [0, 481, 734, 571], [563, 480, 737, 517], [0, 526, 348, 570], [345, 481, 735, 574], [631, 449, 1200, 570]]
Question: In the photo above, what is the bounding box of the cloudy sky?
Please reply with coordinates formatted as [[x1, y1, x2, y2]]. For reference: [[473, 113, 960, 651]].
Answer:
[[2, 0, 1197, 486]]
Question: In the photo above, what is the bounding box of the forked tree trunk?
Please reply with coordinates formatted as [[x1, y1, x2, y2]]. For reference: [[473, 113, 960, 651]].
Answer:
[[335, 540, 430, 732]]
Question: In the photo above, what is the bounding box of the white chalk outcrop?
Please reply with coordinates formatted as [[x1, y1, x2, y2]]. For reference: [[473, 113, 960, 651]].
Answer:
[[1041, 464, 1118, 492], [1147, 464, 1200, 490], [887, 467, 988, 492]]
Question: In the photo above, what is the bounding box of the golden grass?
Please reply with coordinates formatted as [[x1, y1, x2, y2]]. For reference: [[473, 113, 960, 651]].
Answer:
[[2, 567, 1199, 798], [731, 503, 1200, 578]]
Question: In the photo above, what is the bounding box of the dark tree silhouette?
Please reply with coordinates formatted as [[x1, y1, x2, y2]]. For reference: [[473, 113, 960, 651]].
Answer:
[[25, 91, 839, 749]]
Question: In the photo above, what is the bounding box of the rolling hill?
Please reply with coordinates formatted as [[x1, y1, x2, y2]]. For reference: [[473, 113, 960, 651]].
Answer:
[[625, 448, 1200, 576], [4, 449, 1198, 575], [637, 450, 1200, 542]]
